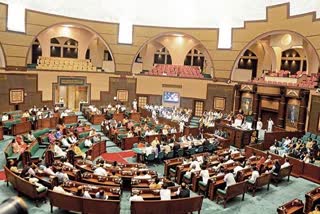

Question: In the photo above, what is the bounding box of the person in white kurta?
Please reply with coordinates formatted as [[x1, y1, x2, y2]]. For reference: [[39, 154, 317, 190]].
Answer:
[[267, 118, 274, 132], [256, 118, 263, 139], [132, 99, 138, 111]]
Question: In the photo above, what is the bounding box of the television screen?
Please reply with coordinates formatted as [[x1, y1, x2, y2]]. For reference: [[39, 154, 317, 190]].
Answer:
[[163, 91, 180, 103]]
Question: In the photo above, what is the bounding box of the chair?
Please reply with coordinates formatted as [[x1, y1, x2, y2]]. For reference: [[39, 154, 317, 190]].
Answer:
[[272, 165, 293, 186], [216, 181, 247, 208], [196, 146, 204, 153], [198, 179, 212, 197], [247, 173, 271, 197], [144, 153, 155, 163], [177, 149, 184, 157], [185, 148, 196, 157], [165, 151, 174, 159], [157, 151, 165, 163]]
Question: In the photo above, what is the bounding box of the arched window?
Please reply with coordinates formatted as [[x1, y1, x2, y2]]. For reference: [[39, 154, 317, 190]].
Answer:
[[50, 38, 61, 57], [31, 39, 42, 64], [184, 48, 205, 70], [154, 47, 172, 65], [238, 49, 258, 78], [63, 39, 78, 58], [281, 49, 306, 74]]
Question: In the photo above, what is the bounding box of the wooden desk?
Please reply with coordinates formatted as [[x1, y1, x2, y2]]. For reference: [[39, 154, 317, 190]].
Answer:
[[120, 136, 140, 150], [63, 180, 121, 199], [214, 123, 253, 148], [208, 176, 226, 201], [145, 134, 162, 143], [61, 115, 78, 125], [164, 158, 184, 177], [130, 112, 141, 122], [35, 117, 58, 129], [90, 114, 105, 125], [12, 121, 32, 135], [277, 199, 304, 214], [204, 133, 231, 149], [305, 187, 320, 213], [113, 113, 124, 122], [0, 126, 3, 140], [184, 126, 199, 137], [131, 186, 179, 200]]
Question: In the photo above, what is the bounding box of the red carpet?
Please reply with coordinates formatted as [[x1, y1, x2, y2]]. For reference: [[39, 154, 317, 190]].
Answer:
[[101, 150, 135, 164], [0, 171, 6, 180]]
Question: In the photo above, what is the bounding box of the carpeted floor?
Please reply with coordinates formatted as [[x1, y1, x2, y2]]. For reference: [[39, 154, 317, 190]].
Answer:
[[0, 113, 319, 214]]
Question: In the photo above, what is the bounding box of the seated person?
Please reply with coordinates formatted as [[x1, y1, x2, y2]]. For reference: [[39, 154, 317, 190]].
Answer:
[[175, 182, 190, 198], [60, 157, 74, 169], [61, 136, 71, 148], [187, 134, 194, 141], [68, 134, 78, 144], [1, 113, 8, 121], [144, 144, 154, 156], [199, 165, 210, 185], [129, 192, 144, 202], [223, 169, 236, 189], [25, 131, 36, 142], [281, 158, 290, 168], [95, 189, 108, 200], [20, 162, 37, 178], [28, 175, 47, 193], [94, 164, 108, 177], [12, 138, 27, 154], [39, 165, 55, 176], [72, 143, 86, 159], [309, 204, 320, 214], [149, 178, 162, 189], [53, 184, 72, 195], [248, 166, 260, 184], [54, 128, 63, 140], [160, 183, 171, 200], [53, 143, 66, 157], [55, 167, 69, 184], [84, 138, 93, 148], [190, 157, 201, 171], [48, 131, 56, 144], [7, 160, 19, 174], [134, 171, 151, 179], [74, 186, 91, 199]]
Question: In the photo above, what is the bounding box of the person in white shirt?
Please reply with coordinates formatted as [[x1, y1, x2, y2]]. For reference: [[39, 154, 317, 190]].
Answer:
[[185, 165, 197, 178], [190, 158, 201, 171], [39, 165, 55, 176], [132, 99, 138, 111], [84, 138, 93, 147], [248, 166, 260, 184], [60, 111, 68, 118], [160, 183, 171, 200], [233, 162, 243, 176], [283, 137, 291, 148], [200, 165, 210, 185], [256, 118, 263, 130], [53, 143, 66, 157], [61, 136, 71, 148], [134, 170, 152, 179], [68, 134, 77, 144], [179, 121, 184, 133], [144, 144, 154, 156], [267, 118, 274, 132], [224, 170, 236, 188], [1, 113, 9, 122], [130, 192, 144, 202], [281, 158, 290, 169], [53, 185, 72, 195], [94, 164, 108, 176]]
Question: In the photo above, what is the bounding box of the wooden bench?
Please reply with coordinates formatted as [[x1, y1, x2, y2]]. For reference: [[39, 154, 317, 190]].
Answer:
[[305, 187, 320, 213], [272, 165, 293, 186], [4, 166, 47, 206], [247, 173, 271, 196], [48, 190, 120, 214], [216, 181, 247, 208], [277, 198, 304, 214], [131, 195, 203, 214]]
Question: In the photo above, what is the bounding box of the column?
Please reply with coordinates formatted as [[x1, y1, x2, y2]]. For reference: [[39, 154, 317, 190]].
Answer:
[[277, 87, 286, 128], [297, 90, 309, 132], [234, 84, 241, 114], [252, 85, 259, 128]]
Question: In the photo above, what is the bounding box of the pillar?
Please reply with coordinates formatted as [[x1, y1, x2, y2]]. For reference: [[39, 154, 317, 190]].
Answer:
[[277, 87, 286, 128], [252, 85, 259, 128], [297, 90, 309, 132], [234, 84, 241, 114]]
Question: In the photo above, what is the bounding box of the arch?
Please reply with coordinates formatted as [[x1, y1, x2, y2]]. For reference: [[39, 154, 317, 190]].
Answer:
[[25, 22, 115, 70], [131, 31, 215, 77], [230, 30, 320, 81]]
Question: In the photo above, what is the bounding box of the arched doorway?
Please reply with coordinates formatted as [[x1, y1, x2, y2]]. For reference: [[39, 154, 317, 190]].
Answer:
[[231, 30, 320, 82], [131, 32, 214, 78]]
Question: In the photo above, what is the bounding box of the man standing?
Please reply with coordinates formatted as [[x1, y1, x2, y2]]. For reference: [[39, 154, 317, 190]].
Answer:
[[256, 118, 263, 139], [132, 99, 138, 111], [267, 118, 274, 132]]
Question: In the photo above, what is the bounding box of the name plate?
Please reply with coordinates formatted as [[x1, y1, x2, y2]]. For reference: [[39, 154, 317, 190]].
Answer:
[[59, 77, 86, 85]]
